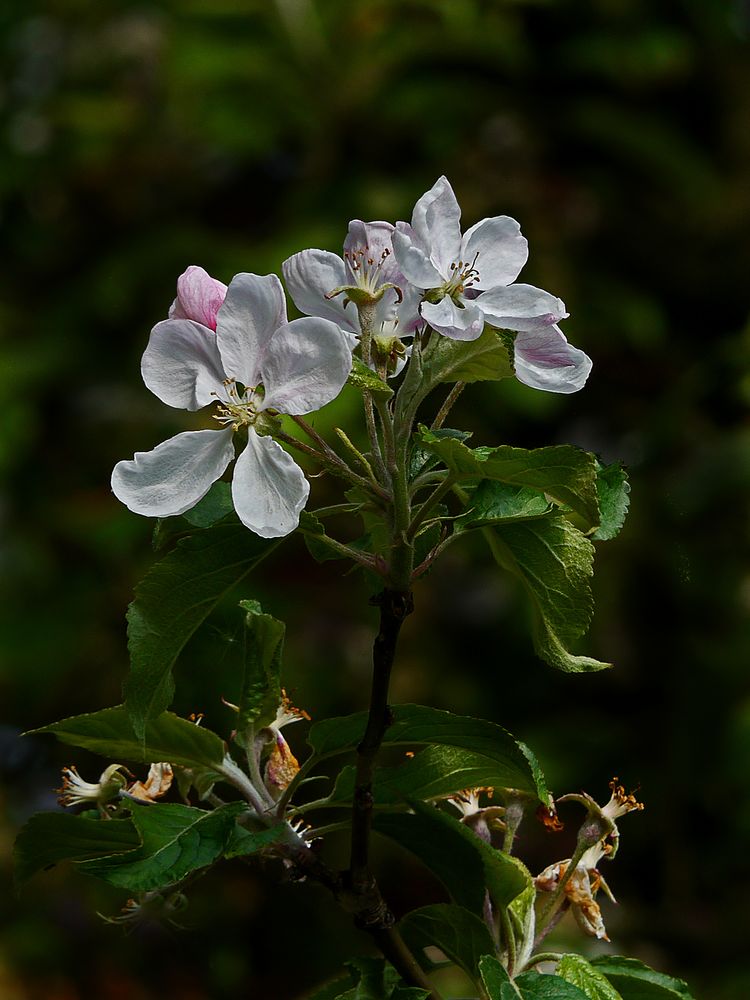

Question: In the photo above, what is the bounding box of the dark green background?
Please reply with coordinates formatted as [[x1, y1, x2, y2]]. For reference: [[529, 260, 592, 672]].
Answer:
[[1, 1, 748, 997]]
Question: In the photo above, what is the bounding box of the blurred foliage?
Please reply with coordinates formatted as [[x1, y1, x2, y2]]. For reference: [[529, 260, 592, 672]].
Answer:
[[1, 0, 749, 997]]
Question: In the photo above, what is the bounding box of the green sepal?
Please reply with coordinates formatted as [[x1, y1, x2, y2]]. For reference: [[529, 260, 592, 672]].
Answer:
[[557, 955, 623, 1000], [29, 706, 226, 770], [77, 801, 250, 891], [589, 957, 695, 999], [307, 704, 549, 805], [14, 812, 140, 887], [417, 428, 599, 530], [236, 599, 285, 732], [374, 799, 531, 915], [347, 357, 393, 400], [486, 517, 611, 673], [399, 903, 497, 983], [125, 522, 282, 738]]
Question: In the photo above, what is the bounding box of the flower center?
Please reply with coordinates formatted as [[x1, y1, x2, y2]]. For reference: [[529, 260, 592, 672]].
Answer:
[[344, 245, 393, 295], [213, 379, 264, 430], [444, 252, 480, 300]]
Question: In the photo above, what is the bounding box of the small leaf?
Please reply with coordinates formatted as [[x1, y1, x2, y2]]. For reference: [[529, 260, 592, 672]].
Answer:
[[399, 903, 497, 982], [486, 517, 611, 673], [479, 954, 522, 999], [307, 704, 549, 804], [153, 481, 236, 551], [592, 462, 630, 541], [14, 812, 139, 886], [589, 957, 695, 999], [30, 706, 226, 770], [455, 481, 555, 530], [78, 802, 248, 890], [347, 357, 393, 400], [514, 971, 590, 999], [423, 326, 514, 385], [418, 429, 599, 530], [237, 600, 285, 731], [558, 956, 623, 1000], [327, 744, 544, 809], [509, 883, 537, 972], [125, 523, 282, 737], [224, 822, 287, 859], [409, 427, 472, 481], [375, 800, 530, 915]]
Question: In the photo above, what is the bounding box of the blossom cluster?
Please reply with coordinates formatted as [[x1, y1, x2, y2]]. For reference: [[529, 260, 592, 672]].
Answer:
[[112, 177, 592, 538]]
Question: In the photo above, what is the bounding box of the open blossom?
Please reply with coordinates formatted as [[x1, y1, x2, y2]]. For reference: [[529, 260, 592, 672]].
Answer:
[[282, 220, 422, 372], [392, 176, 592, 393], [111, 271, 352, 539]]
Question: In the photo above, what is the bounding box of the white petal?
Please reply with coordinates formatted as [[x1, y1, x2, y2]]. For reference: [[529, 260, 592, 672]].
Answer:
[[343, 220, 402, 286], [232, 432, 309, 538], [111, 429, 235, 517], [392, 227, 444, 289], [260, 317, 352, 414], [282, 250, 357, 332], [421, 297, 484, 341], [461, 216, 528, 289], [141, 319, 227, 411], [216, 273, 287, 387], [478, 283, 567, 333], [422, 177, 462, 274], [514, 325, 592, 394], [168, 266, 228, 330]]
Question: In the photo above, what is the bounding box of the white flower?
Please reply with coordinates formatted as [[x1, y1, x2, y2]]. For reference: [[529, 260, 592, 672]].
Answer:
[[57, 763, 129, 807], [283, 220, 422, 373], [392, 176, 592, 393], [112, 271, 352, 538]]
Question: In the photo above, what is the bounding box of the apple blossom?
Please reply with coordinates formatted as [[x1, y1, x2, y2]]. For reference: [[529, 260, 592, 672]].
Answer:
[[112, 272, 352, 538]]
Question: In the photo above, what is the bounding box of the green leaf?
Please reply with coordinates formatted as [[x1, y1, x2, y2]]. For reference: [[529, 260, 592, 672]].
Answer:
[[422, 325, 514, 385], [237, 599, 285, 731], [592, 462, 630, 541], [399, 903, 497, 982], [455, 481, 555, 530], [409, 428, 472, 481], [306, 977, 355, 1000], [153, 481, 236, 552], [347, 357, 393, 400], [30, 706, 226, 770], [485, 517, 611, 673], [374, 799, 530, 914], [509, 883, 537, 972], [515, 971, 590, 999], [307, 704, 549, 804], [479, 954, 522, 999], [418, 429, 599, 530], [390, 989, 430, 1000], [558, 956, 623, 1000], [78, 802, 248, 890], [125, 523, 282, 738], [14, 812, 139, 886], [326, 744, 543, 809], [589, 958, 694, 999], [224, 822, 287, 859]]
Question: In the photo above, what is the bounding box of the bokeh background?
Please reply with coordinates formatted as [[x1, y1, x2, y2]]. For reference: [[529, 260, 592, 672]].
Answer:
[[1, 1, 749, 997]]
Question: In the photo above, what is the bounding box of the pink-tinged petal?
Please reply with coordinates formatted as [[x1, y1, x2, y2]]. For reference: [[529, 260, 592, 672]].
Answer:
[[141, 319, 227, 411], [343, 220, 402, 286], [260, 317, 352, 414], [421, 297, 484, 341], [514, 324, 592, 394], [282, 250, 356, 332], [232, 432, 309, 538], [216, 273, 288, 387], [168, 266, 228, 330], [392, 227, 444, 289], [477, 283, 567, 333], [461, 216, 529, 289], [111, 428, 235, 518]]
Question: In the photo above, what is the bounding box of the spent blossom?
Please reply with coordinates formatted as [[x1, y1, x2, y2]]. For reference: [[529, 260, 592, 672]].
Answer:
[[111, 270, 352, 538], [393, 176, 592, 393]]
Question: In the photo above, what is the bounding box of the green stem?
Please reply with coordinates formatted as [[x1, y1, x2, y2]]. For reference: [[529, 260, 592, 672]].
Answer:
[[499, 905, 517, 976], [524, 952, 563, 970], [407, 475, 456, 541], [538, 840, 588, 925], [431, 381, 466, 430]]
